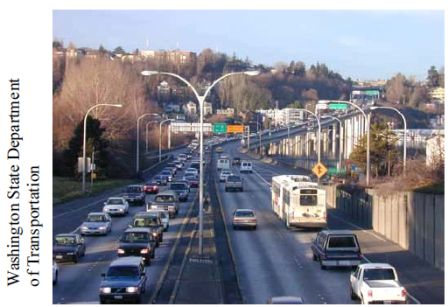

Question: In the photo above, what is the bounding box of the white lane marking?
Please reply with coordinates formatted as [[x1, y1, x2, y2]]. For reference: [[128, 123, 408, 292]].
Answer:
[[252, 168, 271, 187]]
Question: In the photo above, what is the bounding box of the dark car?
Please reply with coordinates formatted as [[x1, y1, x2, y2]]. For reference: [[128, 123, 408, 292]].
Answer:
[[131, 212, 164, 247], [123, 185, 145, 206], [118, 228, 156, 265], [169, 181, 190, 202], [183, 175, 199, 188], [232, 157, 241, 166], [143, 181, 159, 194], [311, 230, 362, 270], [99, 257, 147, 304], [53, 233, 86, 263], [153, 175, 168, 186]]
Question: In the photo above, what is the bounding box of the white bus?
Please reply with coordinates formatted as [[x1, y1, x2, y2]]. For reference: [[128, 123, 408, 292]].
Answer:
[[272, 175, 327, 229]]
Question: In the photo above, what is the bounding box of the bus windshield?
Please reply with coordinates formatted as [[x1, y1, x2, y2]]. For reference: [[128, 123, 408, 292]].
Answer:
[[299, 195, 318, 206]]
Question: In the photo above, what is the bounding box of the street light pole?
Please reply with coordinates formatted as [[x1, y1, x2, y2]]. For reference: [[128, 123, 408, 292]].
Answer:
[[145, 120, 158, 153], [82, 103, 122, 193], [159, 118, 172, 162], [322, 115, 344, 171], [136, 113, 159, 174], [370, 106, 407, 174], [141, 70, 259, 255], [293, 108, 321, 164]]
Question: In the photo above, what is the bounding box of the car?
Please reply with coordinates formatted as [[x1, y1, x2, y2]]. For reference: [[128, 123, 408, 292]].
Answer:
[[217, 158, 230, 171], [169, 181, 190, 202], [190, 162, 200, 173], [232, 209, 257, 230], [80, 212, 112, 235], [183, 174, 199, 188], [219, 170, 233, 182], [185, 167, 199, 177], [159, 170, 173, 182], [147, 209, 170, 231], [163, 167, 177, 176], [143, 181, 159, 194], [53, 233, 86, 263], [117, 228, 157, 265], [122, 185, 145, 206], [177, 153, 187, 161], [232, 157, 241, 166], [99, 257, 147, 304], [311, 230, 362, 270], [131, 212, 164, 247], [153, 175, 168, 186], [240, 160, 253, 173], [173, 160, 184, 169], [149, 190, 179, 218], [103, 197, 129, 216], [225, 175, 244, 192], [350, 263, 407, 304], [53, 261, 59, 285], [215, 146, 224, 153], [267, 296, 304, 304]]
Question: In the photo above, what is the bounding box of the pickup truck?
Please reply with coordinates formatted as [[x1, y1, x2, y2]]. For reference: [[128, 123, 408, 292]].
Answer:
[[349, 263, 407, 304], [225, 175, 244, 192]]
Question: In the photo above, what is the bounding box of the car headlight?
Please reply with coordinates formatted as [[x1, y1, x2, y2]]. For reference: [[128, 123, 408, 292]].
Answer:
[[152, 232, 158, 237], [126, 287, 139, 293], [140, 248, 149, 254], [100, 287, 112, 294], [66, 252, 74, 255], [81, 226, 88, 230], [98, 226, 106, 230], [118, 208, 124, 212], [117, 248, 125, 255]]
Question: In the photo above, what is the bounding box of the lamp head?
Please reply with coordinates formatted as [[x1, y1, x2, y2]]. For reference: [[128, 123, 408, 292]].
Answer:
[[370, 106, 379, 110], [244, 70, 260, 76], [141, 70, 159, 76]]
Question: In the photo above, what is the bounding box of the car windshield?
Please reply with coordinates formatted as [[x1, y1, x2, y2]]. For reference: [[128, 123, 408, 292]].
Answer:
[[126, 186, 141, 193], [161, 171, 171, 175], [170, 183, 187, 190], [121, 232, 152, 243], [106, 266, 140, 280], [327, 235, 357, 249], [133, 217, 158, 227], [222, 171, 231, 175], [363, 268, 396, 281], [154, 176, 163, 180], [55, 236, 76, 245], [86, 215, 107, 222], [235, 211, 254, 217], [107, 199, 123, 205], [155, 195, 175, 202], [227, 176, 241, 182], [185, 176, 197, 180]]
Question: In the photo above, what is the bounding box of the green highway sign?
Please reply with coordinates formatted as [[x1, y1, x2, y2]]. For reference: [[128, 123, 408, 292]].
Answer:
[[328, 167, 346, 175], [328, 103, 348, 110], [212, 123, 227, 134], [363, 90, 380, 96]]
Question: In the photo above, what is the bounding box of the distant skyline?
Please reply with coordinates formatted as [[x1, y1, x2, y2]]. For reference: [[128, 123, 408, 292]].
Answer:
[[53, 10, 444, 81]]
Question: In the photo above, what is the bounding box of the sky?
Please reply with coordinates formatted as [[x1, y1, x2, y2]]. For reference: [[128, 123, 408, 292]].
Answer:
[[53, 10, 444, 81]]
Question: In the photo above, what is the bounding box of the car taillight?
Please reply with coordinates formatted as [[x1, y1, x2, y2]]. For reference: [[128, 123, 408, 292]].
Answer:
[[401, 289, 407, 297], [367, 290, 373, 297]]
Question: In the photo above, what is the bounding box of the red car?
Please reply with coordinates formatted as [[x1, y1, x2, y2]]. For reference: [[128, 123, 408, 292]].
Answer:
[[144, 181, 159, 194], [184, 175, 199, 188]]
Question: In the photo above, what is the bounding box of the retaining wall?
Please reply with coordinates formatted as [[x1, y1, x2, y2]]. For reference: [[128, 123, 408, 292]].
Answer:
[[325, 185, 444, 270]]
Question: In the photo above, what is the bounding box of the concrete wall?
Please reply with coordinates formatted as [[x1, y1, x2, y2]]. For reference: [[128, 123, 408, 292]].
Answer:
[[324, 185, 444, 271]]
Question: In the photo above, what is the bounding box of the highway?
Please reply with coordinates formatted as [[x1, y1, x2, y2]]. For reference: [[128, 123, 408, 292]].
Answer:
[[52, 150, 200, 304], [213, 141, 441, 304]]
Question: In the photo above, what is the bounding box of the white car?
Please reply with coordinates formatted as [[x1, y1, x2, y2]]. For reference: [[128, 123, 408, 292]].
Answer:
[[147, 209, 170, 231], [219, 170, 233, 182], [240, 160, 253, 173], [350, 263, 407, 304], [80, 212, 112, 236], [185, 167, 199, 176], [103, 197, 129, 216], [53, 261, 59, 285]]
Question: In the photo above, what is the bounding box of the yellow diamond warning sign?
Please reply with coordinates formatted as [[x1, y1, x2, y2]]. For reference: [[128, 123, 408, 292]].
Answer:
[[312, 162, 328, 178]]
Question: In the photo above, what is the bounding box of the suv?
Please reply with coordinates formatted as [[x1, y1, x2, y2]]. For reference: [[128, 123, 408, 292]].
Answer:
[[311, 230, 362, 270], [232, 157, 241, 166], [240, 160, 253, 173], [131, 212, 164, 247], [123, 185, 145, 206], [99, 257, 147, 304], [169, 181, 190, 202], [117, 228, 156, 265], [225, 175, 244, 192], [149, 191, 178, 218]]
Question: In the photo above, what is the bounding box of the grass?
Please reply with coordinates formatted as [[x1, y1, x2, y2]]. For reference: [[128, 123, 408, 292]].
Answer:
[[53, 176, 137, 204], [413, 181, 445, 194]]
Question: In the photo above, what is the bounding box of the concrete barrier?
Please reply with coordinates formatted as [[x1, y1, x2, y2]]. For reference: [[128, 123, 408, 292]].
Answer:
[[329, 185, 444, 271]]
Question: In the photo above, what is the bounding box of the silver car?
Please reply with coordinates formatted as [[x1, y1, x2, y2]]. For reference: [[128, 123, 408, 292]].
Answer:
[[146, 209, 170, 231], [80, 212, 112, 235], [103, 197, 129, 216], [232, 209, 257, 230]]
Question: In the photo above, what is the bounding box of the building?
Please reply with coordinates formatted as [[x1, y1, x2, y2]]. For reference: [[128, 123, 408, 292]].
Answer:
[[217, 108, 235, 117], [164, 103, 180, 113], [257, 108, 305, 126], [139, 49, 197, 66], [203, 101, 213, 116], [157, 81, 171, 95], [183, 101, 197, 117], [429, 87, 445, 103]]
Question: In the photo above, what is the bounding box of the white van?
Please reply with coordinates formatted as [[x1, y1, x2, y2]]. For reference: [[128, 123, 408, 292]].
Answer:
[[217, 158, 230, 171], [240, 160, 253, 173]]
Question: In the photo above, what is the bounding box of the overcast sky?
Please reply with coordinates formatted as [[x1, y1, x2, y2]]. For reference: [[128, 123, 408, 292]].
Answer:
[[53, 10, 444, 81]]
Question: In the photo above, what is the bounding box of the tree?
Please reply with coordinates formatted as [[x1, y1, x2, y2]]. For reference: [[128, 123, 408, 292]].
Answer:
[[427, 65, 440, 87], [385, 73, 408, 104], [113, 46, 126, 55], [98, 45, 107, 55], [63, 116, 109, 177], [349, 121, 400, 177]]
